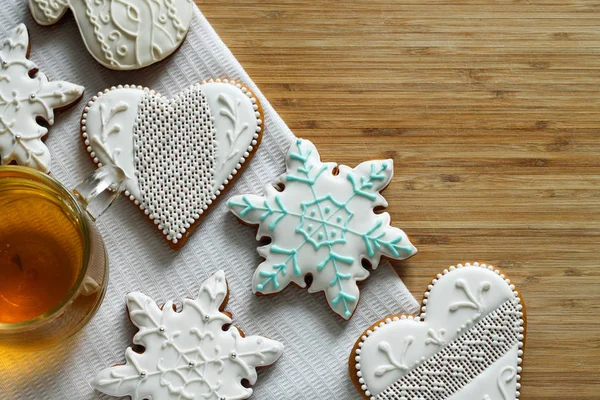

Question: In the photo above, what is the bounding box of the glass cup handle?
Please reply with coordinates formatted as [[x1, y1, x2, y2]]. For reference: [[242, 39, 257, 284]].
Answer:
[[73, 165, 126, 221]]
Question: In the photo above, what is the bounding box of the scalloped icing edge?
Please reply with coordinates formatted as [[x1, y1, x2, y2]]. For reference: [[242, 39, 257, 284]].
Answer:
[[80, 78, 263, 247], [351, 262, 526, 400]]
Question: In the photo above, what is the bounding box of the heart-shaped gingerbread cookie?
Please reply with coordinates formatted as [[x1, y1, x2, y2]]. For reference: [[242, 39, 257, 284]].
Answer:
[[82, 79, 262, 248], [350, 262, 526, 400]]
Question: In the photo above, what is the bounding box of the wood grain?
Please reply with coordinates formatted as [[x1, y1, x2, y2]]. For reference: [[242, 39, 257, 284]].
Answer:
[[196, 1, 600, 398]]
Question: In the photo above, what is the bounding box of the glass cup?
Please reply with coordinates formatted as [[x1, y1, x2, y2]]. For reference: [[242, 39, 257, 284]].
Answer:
[[0, 165, 124, 350]]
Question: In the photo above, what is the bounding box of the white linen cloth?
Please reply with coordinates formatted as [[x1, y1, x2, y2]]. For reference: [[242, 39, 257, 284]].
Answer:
[[0, 2, 419, 398]]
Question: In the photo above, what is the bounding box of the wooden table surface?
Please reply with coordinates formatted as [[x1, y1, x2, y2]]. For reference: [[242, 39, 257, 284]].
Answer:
[[198, 1, 599, 398]]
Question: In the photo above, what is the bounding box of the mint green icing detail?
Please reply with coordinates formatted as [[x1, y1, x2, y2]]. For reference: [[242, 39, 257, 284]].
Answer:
[[256, 271, 280, 291], [316, 251, 354, 271], [361, 220, 413, 258], [346, 173, 377, 201], [370, 162, 388, 181], [228, 195, 288, 230], [346, 162, 390, 201], [331, 290, 357, 318], [286, 164, 327, 185], [268, 196, 288, 230], [289, 138, 310, 162], [270, 245, 301, 276], [298, 194, 353, 249], [228, 138, 416, 319], [228, 196, 256, 217]]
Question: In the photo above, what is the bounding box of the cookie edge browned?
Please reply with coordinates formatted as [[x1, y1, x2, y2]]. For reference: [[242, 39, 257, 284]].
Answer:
[[79, 79, 263, 250], [231, 150, 416, 320], [348, 262, 527, 400]]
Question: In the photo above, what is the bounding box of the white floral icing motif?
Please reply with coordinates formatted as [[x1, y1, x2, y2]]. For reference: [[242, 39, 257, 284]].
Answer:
[[374, 337, 413, 377], [217, 92, 250, 169], [228, 139, 417, 319], [483, 367, 518, 400], [91, 270, 284, 400], [449, 278, 491, 318], [82, 79, 261, 246], [28, 0, 193, 70], [352, 262, 525, 400], [424, 328, 446, 347], [0, 24, 83, 173]]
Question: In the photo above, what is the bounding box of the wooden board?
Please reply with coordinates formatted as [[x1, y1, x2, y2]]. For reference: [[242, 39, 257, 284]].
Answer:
[[197, 1, 600, 398]]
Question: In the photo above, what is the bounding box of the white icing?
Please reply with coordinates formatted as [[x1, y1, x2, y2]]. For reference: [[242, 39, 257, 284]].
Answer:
[[373, 336, 413, 377], [83, 80, 261, 244], [374, 300, 521, 399], [0, 24, 83, 173], [228, 139, 417, 319], [134, 84, 216, 244], [453, 349, 519, 400], [91, 270, 284, 400], [201, 81, 259, 192], [82, 87, 143, 197], [29, 0, 193, 70], [353, 262, 525, 399]]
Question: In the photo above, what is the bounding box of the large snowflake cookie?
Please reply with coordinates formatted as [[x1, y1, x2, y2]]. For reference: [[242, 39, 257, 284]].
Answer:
[[82, 79, 263, 248], [92, 270, 284, 400], [228, 139, 417, 319], [0, 24, 83, 173], [29, 0, 193, 70], [350, 262, 526, 400]]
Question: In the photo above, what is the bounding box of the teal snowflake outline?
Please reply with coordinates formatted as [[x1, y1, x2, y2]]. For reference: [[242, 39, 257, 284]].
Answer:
[[228, 139, 417, 319]]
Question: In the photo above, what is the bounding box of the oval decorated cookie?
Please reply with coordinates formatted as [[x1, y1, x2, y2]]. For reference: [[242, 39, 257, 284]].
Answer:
[[350, 262, 526, 400], [29, 0, 193, 70]]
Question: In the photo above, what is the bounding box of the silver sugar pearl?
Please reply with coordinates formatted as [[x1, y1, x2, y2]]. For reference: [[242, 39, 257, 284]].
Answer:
[[29, 93, 36, 99], [140, 371, 147, 378], [188, 361, 195, 368], [230, 352, 237, 360], [159, 326, 165, 332], [204, 315, 210, 321]]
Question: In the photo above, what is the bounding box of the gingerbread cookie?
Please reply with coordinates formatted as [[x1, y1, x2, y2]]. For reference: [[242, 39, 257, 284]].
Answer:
[[82, 79, 262, 248], [28, 0, 193, 70], [92, 270, 284, 400], [0, 24, 84, 173], [228, 139, 417, 319], [350, 262, 526, 400]]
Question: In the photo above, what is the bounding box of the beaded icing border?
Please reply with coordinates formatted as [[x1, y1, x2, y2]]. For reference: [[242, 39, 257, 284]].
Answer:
[[80, 79, 263, 244], [353, 262, 525, 400]]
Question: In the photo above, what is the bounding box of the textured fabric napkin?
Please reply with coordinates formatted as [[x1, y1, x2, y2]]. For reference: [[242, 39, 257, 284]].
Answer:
[[0, 2, 419, 399]]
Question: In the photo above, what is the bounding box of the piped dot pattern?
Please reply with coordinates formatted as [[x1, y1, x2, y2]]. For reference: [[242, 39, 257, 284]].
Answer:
[[134, 84, 216, 244], [354, 263, 524, 400], [375, 299, 523, 399]]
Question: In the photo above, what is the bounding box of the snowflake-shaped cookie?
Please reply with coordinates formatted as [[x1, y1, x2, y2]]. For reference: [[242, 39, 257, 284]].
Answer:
[[0, 24, 83, 172], [228, 139, 417, 319], [92, 271, 284, 400]]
